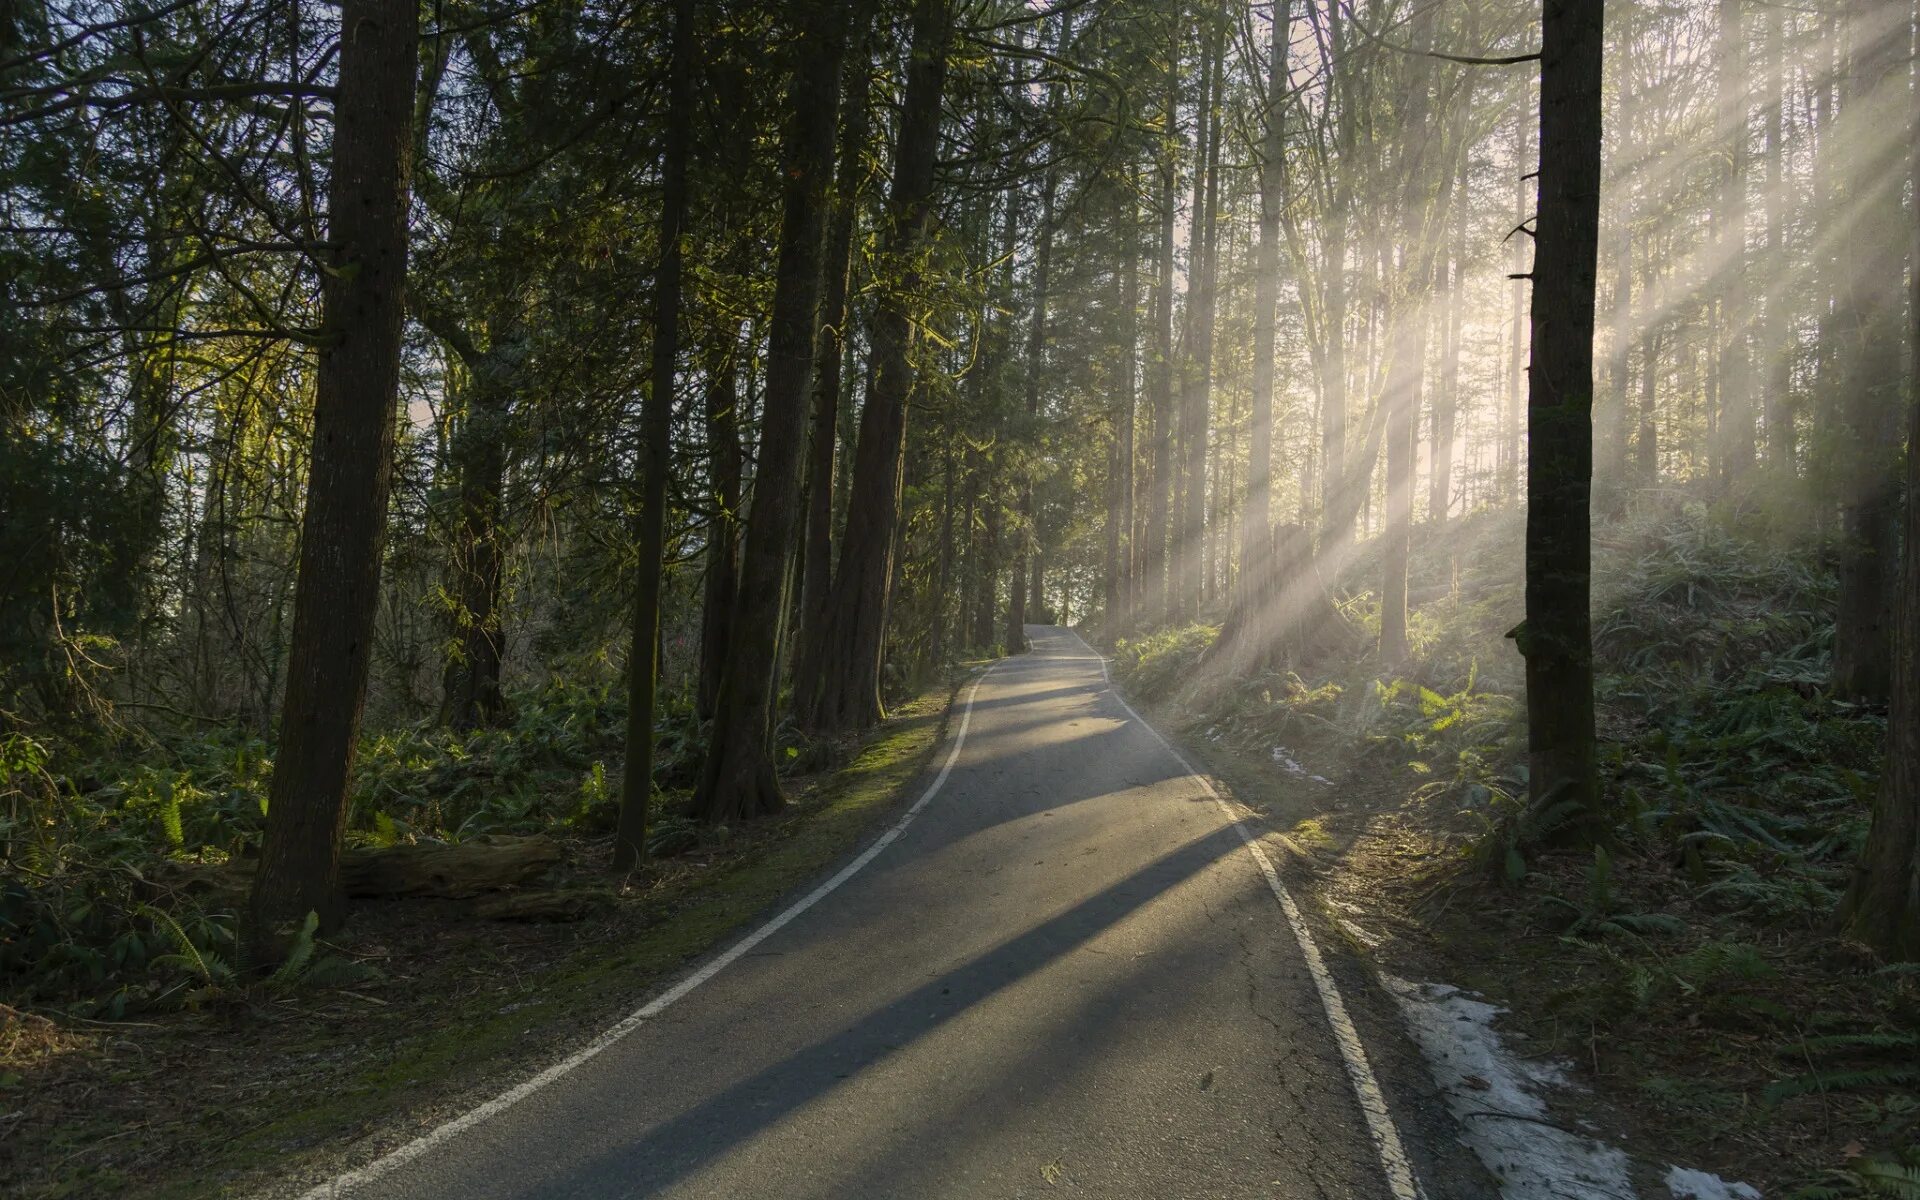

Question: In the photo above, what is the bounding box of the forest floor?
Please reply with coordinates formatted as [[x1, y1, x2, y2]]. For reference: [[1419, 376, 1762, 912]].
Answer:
[[1162, 709, 1893, 1199], [1110, 500, 1919, 1200], [1, 675, 966, 1200]]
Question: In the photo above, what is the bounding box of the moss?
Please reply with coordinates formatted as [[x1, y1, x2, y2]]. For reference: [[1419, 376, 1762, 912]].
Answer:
[[1285, 817, 1336, 854]]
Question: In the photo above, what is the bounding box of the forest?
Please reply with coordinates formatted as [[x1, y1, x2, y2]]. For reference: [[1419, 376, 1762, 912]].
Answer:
[[3, 0, 1919, 1195]]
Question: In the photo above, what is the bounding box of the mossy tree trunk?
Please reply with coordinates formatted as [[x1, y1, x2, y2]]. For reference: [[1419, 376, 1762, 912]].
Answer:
[[693, 0, 852, 820], [614, 0, 694, 870], [796, 0, 952, 734], [798, 42, 875, 676], [1142, 4, 1182, 627]]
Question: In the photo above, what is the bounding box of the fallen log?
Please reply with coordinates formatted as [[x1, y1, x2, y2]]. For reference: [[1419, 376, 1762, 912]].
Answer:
[[339, 834, 562, 899], [144, 833, 563, 905]]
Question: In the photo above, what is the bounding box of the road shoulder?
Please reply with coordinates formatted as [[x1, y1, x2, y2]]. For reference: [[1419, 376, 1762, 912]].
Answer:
[[10, 675, 976, 1200], [1093, 646, 1498, 1200]]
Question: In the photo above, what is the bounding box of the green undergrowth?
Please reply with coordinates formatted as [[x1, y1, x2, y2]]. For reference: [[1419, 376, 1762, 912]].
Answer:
[[1113, 498, 1914, 1195], [1, 677, 852, 1015], [10, 674, 966, 1200]]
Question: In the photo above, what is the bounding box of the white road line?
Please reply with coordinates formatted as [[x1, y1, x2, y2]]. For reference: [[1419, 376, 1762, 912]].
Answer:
[[292, 663, 1001, 1200], [1065, 629, 1425, 1200]]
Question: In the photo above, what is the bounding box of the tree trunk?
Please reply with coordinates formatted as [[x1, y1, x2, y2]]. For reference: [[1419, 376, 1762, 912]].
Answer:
[[1635, 249, 1661, 484], [439, 357, 511, 731], [1599, 22, 1635, 501], [974, 495, 1001, 650], [969, 183, 1020, 652], [1143, 5, 1181, 627], [1242, 8, 1281, 616], [1007, 162, 1059, 654], [1220, 0, 1286, 666], [930, 444, 956, 669], [796, 0, 951, 734], [1177, 12, 1222, 622], [1503, 106, 1529, 505], [1431, 150, 1467, 526], [1760, 0, 1793, 476], [798, 41, 875, 668], [614, 0, 694, 869], [1713, 0, 1754, 486], [1105, 224, 1137, 639], [1318, 0, 1354, 552], [696, 323, 743, 721], [693, 0, 850, 823], [1520, 0, 1603, 831], [1601, 219, 1633, 495], [247, 0, 418, 955], [1839, 46, 1920, 960], [1828, 0, 1905, 705], [1379, 3, 1440, 666]]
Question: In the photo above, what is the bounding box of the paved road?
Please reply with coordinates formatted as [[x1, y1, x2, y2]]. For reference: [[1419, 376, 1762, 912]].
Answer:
[[312, 627, 1463, 1200]]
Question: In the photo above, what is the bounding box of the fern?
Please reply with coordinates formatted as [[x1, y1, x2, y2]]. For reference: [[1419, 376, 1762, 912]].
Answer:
[[1793, 1033, 1920, 1055], [1675, 939, 1777, 985], [158, 779, 184, 850], [1855, 1154, 1920, 1199], [139, 903, 235, 1003], [267, 911, 320, 988], [1766, 1067, 1920, 1105]]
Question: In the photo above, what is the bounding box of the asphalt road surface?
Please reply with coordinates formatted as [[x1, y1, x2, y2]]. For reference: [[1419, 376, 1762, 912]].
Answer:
[[305, 626, 1476, 1200]]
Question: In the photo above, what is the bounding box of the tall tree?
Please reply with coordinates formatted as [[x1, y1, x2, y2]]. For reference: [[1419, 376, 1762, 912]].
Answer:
[[1177, 9, 1224, 622], [694, 0, 851, 821], [1007, 158, 1059, 654], [247, 0, 419, 953], [799, 42, 876, 664], [1839, 31, 1920, 960], [1105, 220, 1139, 637], [433, 323, 516, 731], [799, 0, 954, 732], [1142, 6, 1182, 626], [614, 0, 695, 870], [1827, 0, 1907, 705], [1712, 0, 1753, 484], [1518, 0, 1603, 831], [1759, 0, 1792, 476], [1502, 105, 1529, 503], [1378, 2, 1441, 665], [696, 316, 743, 721], [1238, 0, 1286, 630]]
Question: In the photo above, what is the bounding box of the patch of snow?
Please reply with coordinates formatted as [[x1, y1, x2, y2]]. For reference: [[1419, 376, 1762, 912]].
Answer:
[[1269, 744, 1333, 785], [1665, 1166, 1761, 1199], [1380, 974, 1637, 1200], [1333, 915, 1383, 948]]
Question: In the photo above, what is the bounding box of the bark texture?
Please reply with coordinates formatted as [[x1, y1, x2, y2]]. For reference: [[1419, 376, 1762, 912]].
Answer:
[[1829, 0, 1906, 705], [1838, 3, 1920, 960], [246, 0, 418, 956], [1520, 0, 1603, 830], [614, 0, 694, 870], [798, 44, 875, 665], [439, 344, 513, 732], [696, 324, 743, 721], [694, 0, 852, 818], [796, 0, 952, 733]]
